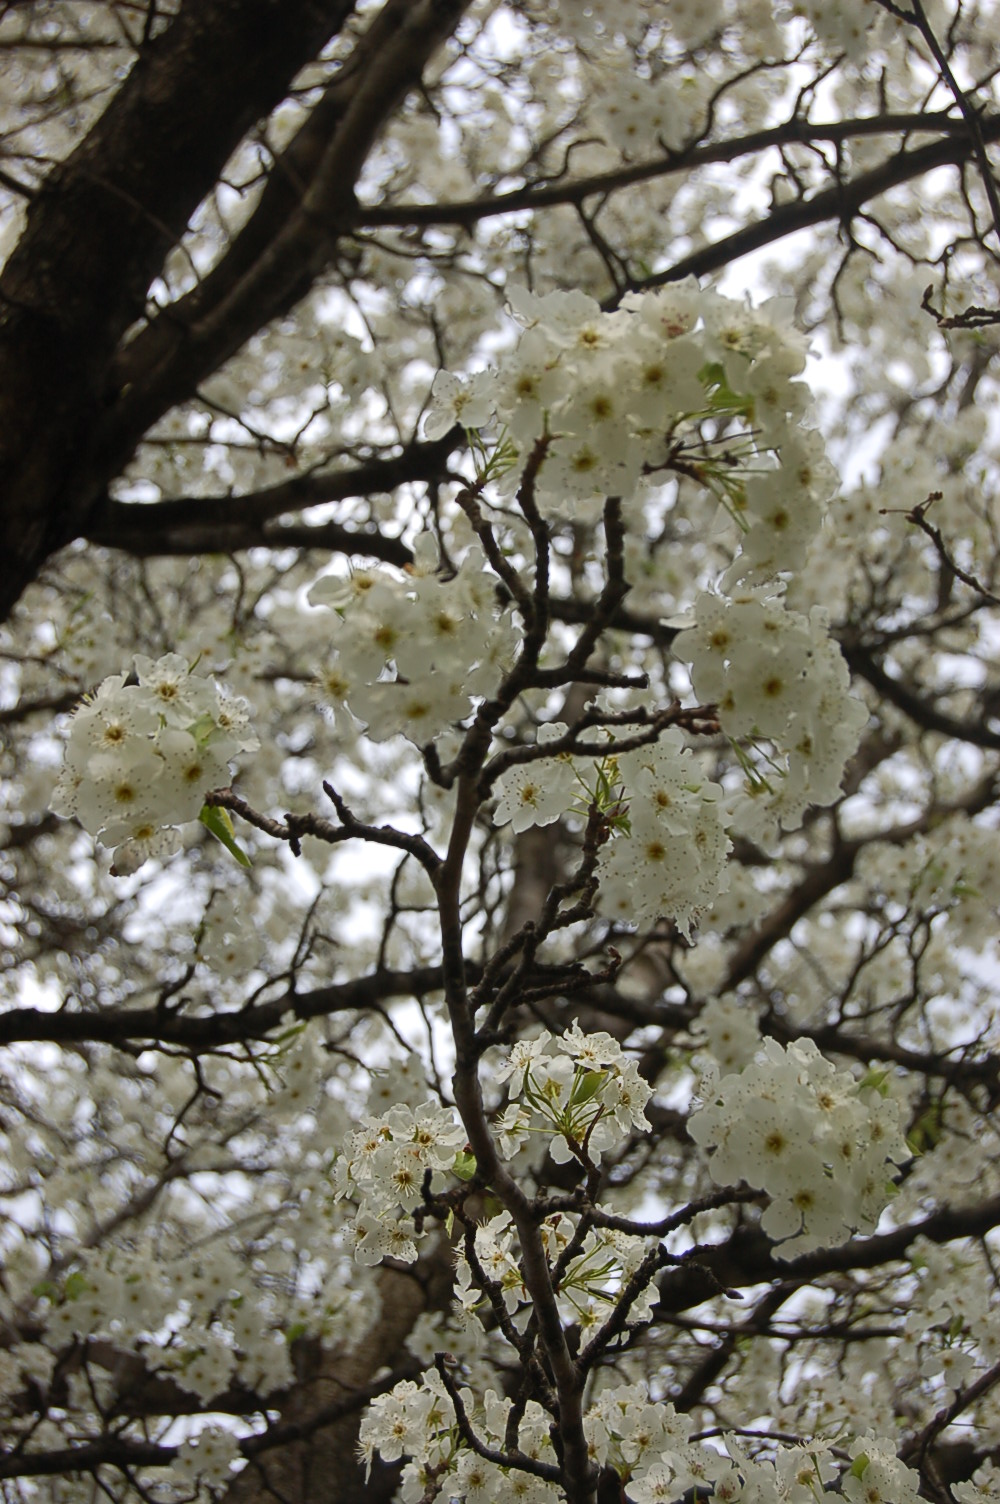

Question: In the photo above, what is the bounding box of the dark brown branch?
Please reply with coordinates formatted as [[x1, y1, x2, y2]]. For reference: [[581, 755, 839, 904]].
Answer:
[[202, 784, 440, 870], [905, 0, 1000, 246], [433, 1356, 563, 1483], [653, 1194, 1000, 1318], [92, 0, 475, 490], [721, 766, 1000, 995], [0, 966, 451, 1050], [635, 111, 1000, 292], [891, 492, 1000, 606], [85, 431, 461, 560], [354, 111, 979, 230], [845, 644, 1000, 751], [0, 1361, 421, 1481], [0, 0, 358, 621]]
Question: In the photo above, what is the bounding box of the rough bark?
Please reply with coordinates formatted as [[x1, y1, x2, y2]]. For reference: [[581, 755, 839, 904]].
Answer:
[[0, 0, 360, 620], [227, 1253, 454, 1504]]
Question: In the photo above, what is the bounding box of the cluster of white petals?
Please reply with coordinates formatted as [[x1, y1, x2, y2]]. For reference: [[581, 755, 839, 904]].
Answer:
[[361, 1366, 932, 1504], [494, 726, 732, 937], [307, 538, 521, 744], [690, 1039, 911, 1255], [444, 281, 870, 933], [493, 1024, 652, 1166], [170, 1427, 243, 1495], [596, 730, 731, 937], [358, 1368, 457, 1489], [333, 1099, 466, 1265], [676, 588, 870, 836], [37, 1238, 296, 1407], [50, 653, 258, 873], [426, 282, 826, 543], [455, 1207, 655, 1337]]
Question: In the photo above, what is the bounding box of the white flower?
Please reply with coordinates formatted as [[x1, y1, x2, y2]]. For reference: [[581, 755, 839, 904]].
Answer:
[[954, 1461, 1000, 1504], [172, 1426, 242, 1488], [134, 652, 214, 725], [843, 1439, 922, 1504], [52, 656, 258, 874], [495, 1031, 553, 1097], [494, 724, 577, 831], [347, 673, 473, 744], [423, 368, 496, 439], [689, 1042, 909, 1254]]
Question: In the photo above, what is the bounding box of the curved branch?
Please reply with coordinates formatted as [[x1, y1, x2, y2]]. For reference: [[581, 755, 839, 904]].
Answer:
[[0, 0, 358, 621], [653, 1193, 1000, 1318], [845, 644, 1000, 751], [84, 431, 460, 560], [354, 111, 977, 230], [0, 965, 451, 1050], [637, 111, 1000, 291], [94, 0, 475, 482]]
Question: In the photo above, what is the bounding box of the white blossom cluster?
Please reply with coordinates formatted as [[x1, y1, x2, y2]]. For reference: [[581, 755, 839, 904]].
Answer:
[[587, 53, 706, 158], [493, 1024, 652, 1166], [359, 1365, 929, 1504], [521, 0, 907, 66], [790, 0, 897, 60], [446, 279, 869, 932], [494, 726, 731, 938], [689, 1038, 911, 1256], [332, 1099, 467, 1265], [455, 1206, 656, 1336], [37, 1240, 296, 1407], [358, 1368, 459, 1497], [493, 597, 867, 932], [332, 1028, 652, 1269], [453, 1210, 528, 1322], [51, 653, 258, 873], [424, 279, 825, 556], [194, 885, 265, 979], [676, 587, 870, 836], [171, 1426, 244, 1497], [307, 538, 521, 744], [886, 1236, 1000, 1414], [596, 730, 731, 938]]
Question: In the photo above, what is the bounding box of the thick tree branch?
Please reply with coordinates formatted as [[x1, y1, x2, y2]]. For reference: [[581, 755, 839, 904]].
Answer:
[[354, 111, 979, 230], [653, 1194, 1000, 1319], [93, 0, 475, 488], [84, 430, 460, 559], [639, 111, 1000, 290], [0, 0, 358, 620], [0, 965, 451, 1050]]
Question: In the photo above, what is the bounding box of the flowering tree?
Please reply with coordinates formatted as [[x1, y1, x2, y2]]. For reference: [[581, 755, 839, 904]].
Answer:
[[2, 2, 1000, 1502]]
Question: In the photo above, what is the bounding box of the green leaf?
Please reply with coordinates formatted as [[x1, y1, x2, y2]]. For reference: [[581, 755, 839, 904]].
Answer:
[[270, 1020, 308, 1051], [64, 1271, 89, 1301], [907, 1103, 944, 1154], [199, 803, 252, 868], [453, 1150, 478, 1181], [698, 360, 754, 419], [850, 1456, 870, 1479], [571, 1069, 605, 1105]]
